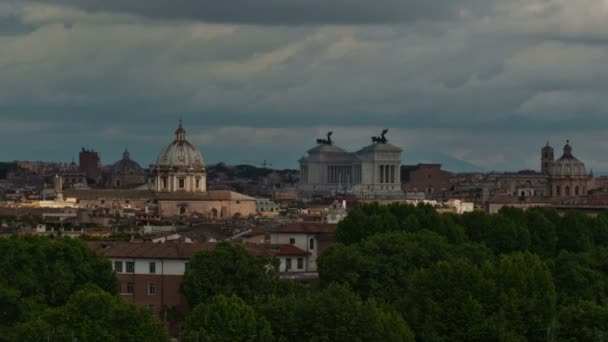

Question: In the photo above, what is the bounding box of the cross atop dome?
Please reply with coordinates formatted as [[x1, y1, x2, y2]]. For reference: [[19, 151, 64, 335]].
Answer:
[[564, 140, 573, 157], [175, 119, 186, 142]]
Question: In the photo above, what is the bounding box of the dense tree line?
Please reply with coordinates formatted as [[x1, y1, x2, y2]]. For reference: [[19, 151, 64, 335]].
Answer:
[[6, 203, 608, 341], [0, 236, 168, 341], [180, 243, 414, 341], [319, 203, 608, 341]]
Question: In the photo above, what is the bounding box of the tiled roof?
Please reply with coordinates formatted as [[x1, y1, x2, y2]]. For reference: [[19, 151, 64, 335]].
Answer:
[[88, 241, 215, 259], [249, 244, 309, 256], [87, 241, 308, 259], [64, 189, 255, 201], [273, 223, 337, 234]]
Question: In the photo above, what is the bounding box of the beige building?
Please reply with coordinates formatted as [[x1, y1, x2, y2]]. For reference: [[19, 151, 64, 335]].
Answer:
[[108, 149, 147, 189], [64, 121, 256, 219], [544, 141, 591, 198], [298, 130, 403, 198]]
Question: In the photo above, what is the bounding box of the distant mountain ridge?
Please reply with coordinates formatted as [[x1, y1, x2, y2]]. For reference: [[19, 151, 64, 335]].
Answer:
[[406, 152, 486, 173]]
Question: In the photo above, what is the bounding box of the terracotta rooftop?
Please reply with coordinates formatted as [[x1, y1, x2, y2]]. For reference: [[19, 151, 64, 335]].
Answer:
[[273, 223, 337, 234], [249, 244, 309, 256], [64, 189, 255, 201], [88, 241, 215, 259], [87, 241, 308, 259]]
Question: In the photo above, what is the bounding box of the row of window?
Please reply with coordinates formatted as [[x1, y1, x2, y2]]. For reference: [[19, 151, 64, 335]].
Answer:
[[285, 257, 305, 271], [288, 238, 315, 250], [121, 282, 156, 296], [114, 261, 156, 274], [160, 177, 201, 189]]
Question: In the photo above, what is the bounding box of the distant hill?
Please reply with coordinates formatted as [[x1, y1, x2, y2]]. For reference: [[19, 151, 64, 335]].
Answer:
[[406, 152, 486, 173]]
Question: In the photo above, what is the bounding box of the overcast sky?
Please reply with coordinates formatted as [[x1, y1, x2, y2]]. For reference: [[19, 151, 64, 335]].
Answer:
[[1, 0, 608, 171]]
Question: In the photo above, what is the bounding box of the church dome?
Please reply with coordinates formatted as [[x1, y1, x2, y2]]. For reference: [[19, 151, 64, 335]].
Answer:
[[549, 141, 587, 177], [112, 149, 143, 174], [156, 121, 205, 171]]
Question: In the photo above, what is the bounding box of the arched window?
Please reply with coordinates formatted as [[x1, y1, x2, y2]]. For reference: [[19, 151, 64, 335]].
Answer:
[[162, 177, 167, 189], [575, 186, 580, 196], [116, 180, 121, 187], [556, 186, 561, 196], [179, 206, 187, 215], [565, 186, 570, 196], [211, 208, 218, 219]]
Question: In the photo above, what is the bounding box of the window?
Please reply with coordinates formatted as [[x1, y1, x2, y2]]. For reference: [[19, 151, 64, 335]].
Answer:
[[148, 304, 155, 315], [309, 238, 315, 250], [179, 206, 187, 215], [195, 178, 200, 188], [126, 282, 134, 294], [114, 261, 123, 273], [116, 180, 121, 187], [289, 238, 295, 245], [179, 178, 185, 189], [162, 177, 167, 189], [285, 258, 292, 271], [126, 261, 134, 273], [149, 262, 156, 274], [297, 258, 304, 269], [148, 283, 156, 295]]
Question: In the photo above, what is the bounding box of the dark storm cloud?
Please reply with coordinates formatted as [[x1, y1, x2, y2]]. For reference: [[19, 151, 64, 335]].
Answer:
[[0, 11, 37, 35], [3, 0, 608, 171], [23, 0, 493, 24]]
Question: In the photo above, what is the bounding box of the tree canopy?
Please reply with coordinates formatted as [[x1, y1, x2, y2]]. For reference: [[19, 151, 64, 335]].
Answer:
[[183, 294, 273, 342], [181, 242, 286, 307]]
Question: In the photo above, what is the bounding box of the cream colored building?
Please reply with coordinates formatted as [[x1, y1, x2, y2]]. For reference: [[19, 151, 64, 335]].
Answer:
[[64, 121, 256, 219], [298, 131, 403, 198]]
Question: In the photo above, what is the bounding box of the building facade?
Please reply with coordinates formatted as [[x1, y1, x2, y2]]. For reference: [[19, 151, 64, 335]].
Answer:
[[63, 121, 257, 218], [401, 164, 453, 198], [88, 241, 310, 323], [108, 149, 147, 189], [79, 148, 102, 183], [545, 141, 591, 198], [154, 121, 206, 193], [298, 131, 403, 198]]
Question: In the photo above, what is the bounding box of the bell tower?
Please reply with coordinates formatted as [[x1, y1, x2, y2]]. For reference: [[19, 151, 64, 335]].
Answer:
[[541, 140, 554, 175]]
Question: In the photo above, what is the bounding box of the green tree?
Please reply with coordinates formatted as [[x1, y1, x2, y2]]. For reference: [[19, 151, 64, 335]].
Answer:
[[401, 259, 495, 341], [552, 249, 608, 305], [484, 252, 557, 341], [480, 215, 531, 254], [0, 235, 117, 307], [257, 284, 414, 342], [557, 300, 608, 341], [11, 287, 169, 342], [557, 211, 593, 252], [336, 203, 399, 244], [183, 294, 273, 342], [319, 231, 455, 301], [181, 242, 280, 307], [526, 209, 558, 258], [591, 211, 608, 247]]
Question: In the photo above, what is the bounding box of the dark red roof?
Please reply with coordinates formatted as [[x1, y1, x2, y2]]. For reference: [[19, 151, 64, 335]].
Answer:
[[87, 241, 308, 259], [87, 241, 215, 259], [251, 244, 309, 256], [274, 223, 337, 234]]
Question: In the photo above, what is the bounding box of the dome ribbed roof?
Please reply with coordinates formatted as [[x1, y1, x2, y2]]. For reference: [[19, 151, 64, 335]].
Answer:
[[156, 121, 205, 171], [549, 141, 586, 177], [112, 149, 143, 174]]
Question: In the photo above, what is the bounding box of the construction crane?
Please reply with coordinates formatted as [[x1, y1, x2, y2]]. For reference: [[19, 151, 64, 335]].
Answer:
[[241, 160, 273, 169]]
